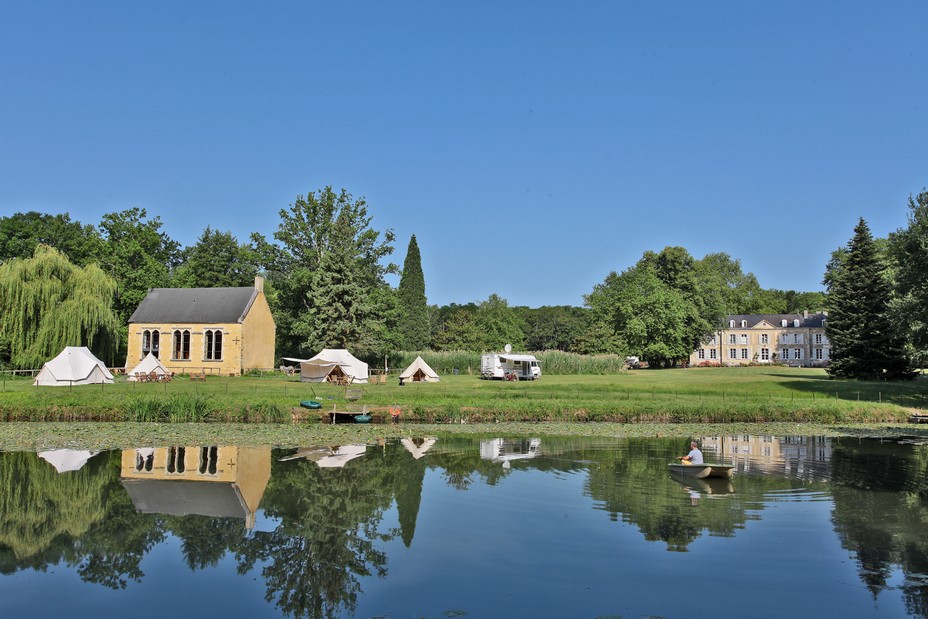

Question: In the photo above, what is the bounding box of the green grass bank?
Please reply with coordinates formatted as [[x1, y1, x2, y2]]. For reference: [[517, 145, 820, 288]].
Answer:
[[1, 366, 925, 426]]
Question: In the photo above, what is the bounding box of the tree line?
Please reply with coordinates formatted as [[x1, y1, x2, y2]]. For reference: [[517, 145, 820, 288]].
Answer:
[[1, 186, 925, 379]]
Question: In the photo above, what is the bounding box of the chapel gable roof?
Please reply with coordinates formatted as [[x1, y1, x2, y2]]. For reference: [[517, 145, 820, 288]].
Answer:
[[128, 287, 259, 324]]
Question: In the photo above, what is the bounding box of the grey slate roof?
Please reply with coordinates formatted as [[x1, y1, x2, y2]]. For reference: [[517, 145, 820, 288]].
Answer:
[[121, 479, 249, 519], [128, 287, 258, 324], [725, 313, 827, 329]]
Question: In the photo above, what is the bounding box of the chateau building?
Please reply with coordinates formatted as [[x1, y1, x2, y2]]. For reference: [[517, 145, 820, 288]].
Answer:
[[689, 311, 829, 368]]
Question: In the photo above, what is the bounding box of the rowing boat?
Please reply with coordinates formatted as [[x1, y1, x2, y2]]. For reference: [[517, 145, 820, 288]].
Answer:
[[667, 463, 735, 479]]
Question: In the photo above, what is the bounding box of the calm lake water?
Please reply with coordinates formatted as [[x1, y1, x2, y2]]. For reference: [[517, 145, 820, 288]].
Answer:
[[2, 434, 927, 619]]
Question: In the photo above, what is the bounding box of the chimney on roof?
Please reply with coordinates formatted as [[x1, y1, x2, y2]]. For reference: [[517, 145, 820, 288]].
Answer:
[[255, 275, 265, 293], [803, 310, 809, 319]]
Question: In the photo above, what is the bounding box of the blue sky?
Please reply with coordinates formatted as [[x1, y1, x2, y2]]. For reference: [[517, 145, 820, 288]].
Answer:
[[2, 2, 926, 307]]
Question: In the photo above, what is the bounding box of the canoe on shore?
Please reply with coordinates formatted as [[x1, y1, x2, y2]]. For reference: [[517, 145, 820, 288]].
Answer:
[[668, 463, 735, 479]]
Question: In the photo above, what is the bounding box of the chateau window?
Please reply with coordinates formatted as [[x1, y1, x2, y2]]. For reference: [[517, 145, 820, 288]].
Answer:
[[729, 320, 735, 328], [166, 447, 186, 474], [741, 348, 748, 359], [793, 319, 800, 327], [815, 349, 823, 360], [779, 348, 788, 360], [794, 348, 802, 359], [760, 333, 769, 344], [729, 348, 737, 359], [698, 349, 705, 360], [142, 330, 161, 359], [710, 349, 717, 360], [204, 330, 223, 361], [740, 334, 748, 345], [815, 334, 822, 345], [761, 348, 770, 361], [729, 334, 737, 344], [173, 330, 191, 360]]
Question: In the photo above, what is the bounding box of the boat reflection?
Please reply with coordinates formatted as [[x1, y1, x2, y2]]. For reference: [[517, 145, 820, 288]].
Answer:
[[670, 471, 736, 497]]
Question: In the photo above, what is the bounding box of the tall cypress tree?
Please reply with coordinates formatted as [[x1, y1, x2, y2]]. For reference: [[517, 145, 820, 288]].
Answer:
[[826, 218, 914, 380], [396, 235, 430, 350]]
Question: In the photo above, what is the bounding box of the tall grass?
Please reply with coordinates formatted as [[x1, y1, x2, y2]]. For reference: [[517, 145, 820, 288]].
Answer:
[[391, 350, 627, 375]]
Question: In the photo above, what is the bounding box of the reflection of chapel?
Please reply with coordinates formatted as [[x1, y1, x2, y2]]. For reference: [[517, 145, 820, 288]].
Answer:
[[120, 446, 271, 529]]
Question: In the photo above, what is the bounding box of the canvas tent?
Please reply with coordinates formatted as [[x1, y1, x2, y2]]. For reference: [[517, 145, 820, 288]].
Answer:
[[399, 356, 440, 382], [284, 349, 369, 384], [34, 346, 114, 386], [127, 353, 170, 381]]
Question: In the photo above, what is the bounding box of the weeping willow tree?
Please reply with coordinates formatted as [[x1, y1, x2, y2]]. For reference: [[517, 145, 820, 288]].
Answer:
[[0, 244, 119, 369]]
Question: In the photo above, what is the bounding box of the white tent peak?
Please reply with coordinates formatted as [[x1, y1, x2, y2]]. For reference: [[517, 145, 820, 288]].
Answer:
[[127, 352, 170, 381], [34, 346, 114, 386], [399, 356, 440, 382]]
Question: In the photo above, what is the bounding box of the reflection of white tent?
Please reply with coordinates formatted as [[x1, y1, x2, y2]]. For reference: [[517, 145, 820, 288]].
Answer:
[[399, 356, 440, 382], [33, 346, 114, 386], [401, 437, 437, 459], [38, 449, 99, 473], [279, 445, 367, 468], [284, 349, 369, 384], [127, 353, 170, 381]]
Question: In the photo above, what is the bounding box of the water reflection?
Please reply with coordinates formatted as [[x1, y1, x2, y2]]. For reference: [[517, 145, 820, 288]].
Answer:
[[1, 434, 927, 617], [120, 446, 271, 529]]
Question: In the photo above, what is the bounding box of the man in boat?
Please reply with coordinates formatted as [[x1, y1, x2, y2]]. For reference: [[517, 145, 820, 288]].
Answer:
[[678, 441, 703, 465]]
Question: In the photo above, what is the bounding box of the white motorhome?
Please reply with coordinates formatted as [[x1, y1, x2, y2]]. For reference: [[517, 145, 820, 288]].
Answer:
[[480, 353, 542, 380]]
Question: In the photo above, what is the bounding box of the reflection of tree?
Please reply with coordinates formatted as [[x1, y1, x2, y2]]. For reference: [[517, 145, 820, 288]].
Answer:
[[387, 439, 428, 547], [584, 439, 798, 552], [830, 439, 928, 617], [0, 451, 162, 588], [168, 514, 245, 570], [235, 449, 401, 619], [0, 451, 108, 560]]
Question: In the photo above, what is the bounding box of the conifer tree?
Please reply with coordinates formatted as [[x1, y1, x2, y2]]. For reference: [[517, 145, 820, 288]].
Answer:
[[396, 235, 430, 350], [826, 218, 914, 380]]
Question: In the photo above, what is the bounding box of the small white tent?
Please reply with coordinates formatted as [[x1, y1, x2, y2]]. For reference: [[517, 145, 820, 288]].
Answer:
[[399, 356, 440, 382], [127, 353, 170, 381], [34, 346, 114, 386], [285, 349, 369, 384]]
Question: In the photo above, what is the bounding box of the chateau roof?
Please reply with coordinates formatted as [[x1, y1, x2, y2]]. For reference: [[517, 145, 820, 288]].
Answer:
[[725, 313, 827, 329]]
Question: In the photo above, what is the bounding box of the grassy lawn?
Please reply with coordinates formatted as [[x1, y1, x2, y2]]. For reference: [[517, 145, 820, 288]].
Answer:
[[1, 366, 926, 425]]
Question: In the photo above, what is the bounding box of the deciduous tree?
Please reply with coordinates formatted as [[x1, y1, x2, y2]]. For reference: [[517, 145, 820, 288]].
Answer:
[[173, 227, 260, 288], [0, 245, 119, 368], [889, 189, 928, 359]]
